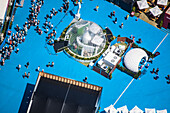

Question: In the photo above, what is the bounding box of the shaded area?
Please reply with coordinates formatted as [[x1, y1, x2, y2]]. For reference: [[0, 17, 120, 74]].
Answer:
[[106, 0, 136, 12], [105, 27, 114, 42], [29, 77, 100, 113], [18, 83, 35, 113], [53, 40, 68, 53]]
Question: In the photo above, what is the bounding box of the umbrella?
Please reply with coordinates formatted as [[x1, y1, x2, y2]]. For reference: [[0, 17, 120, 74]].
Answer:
[[117, 105, 128, 113], [157, 0, 168, 6], [149, 6, 162, 16], [157, 109, 168, 113], [137, 0, 149, 10], [145, 108, 156, 113], [130, 106, 143, 113], [104, 104, 117, 113]]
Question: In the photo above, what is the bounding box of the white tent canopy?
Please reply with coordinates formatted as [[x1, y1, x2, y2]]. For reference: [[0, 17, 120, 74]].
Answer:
[[103, 52, 121, 67], [117, 105, 128, 113], [137, 0, 149, 10], [124, 48, 148, 73], [0, 0, 9, 22], [130, 106, 143, 113], [91, 35, 104, 46], [157, 109, 168, 113], [157, 0, 168, 6], [104, 104, 117, 113], [149, 6, 163, 16], [89, 23, 101, 34], [145, 108, 156, 113]]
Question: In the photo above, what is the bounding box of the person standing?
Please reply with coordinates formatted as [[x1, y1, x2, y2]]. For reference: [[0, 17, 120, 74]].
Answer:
[[37, 66, 40, 71], [147, 57, 154, 64], [27, 72, 30, 78], [154, 74, 159, 80], [23, 72, 27, 78], [136, 16, 139, 21], [165, 75, 170, 80], [121, 23, 123, 29], [126, 14, 129, 20], [110, 12, 113, 19], [18, 64, 21, 72], [114, 17, 117, 24], [96, 5, 99, 12], [51, 62, 54, 67], [16, 48, 19, 54], [150, 68, 155, 74], [47, 62, 50, 67], [155, 68, 159, 75], [83, 76, 88, 83], [145, 63, 149, 69], [26, 62, 30, 68], [113, 11, 115, 16]]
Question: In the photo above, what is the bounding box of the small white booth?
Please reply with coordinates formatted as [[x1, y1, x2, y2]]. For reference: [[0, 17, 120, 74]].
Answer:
[[103, 52, 121, 67]]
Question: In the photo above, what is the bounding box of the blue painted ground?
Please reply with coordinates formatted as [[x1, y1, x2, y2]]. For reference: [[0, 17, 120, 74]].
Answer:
[[0, 0, 170, 112]]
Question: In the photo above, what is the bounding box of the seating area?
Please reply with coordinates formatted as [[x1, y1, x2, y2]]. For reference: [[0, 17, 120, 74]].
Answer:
[[134, 0, 169, 23]]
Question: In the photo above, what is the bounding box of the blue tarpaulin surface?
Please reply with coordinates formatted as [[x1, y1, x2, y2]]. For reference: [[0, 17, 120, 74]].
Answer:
[[0, 0, 170, 112]]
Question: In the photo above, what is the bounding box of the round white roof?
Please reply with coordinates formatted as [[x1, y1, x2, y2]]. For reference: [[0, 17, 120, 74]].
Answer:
[[124, 48, 148, 73], [66, 20, 106, 58]]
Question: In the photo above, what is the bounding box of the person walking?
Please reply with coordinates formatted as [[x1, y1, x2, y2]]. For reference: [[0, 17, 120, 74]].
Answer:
[[114, 17, 117, 24]]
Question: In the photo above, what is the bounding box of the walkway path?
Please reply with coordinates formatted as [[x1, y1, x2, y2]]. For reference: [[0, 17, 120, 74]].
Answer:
[[152, 33, 169, 54], [113, 78, 134, 107]]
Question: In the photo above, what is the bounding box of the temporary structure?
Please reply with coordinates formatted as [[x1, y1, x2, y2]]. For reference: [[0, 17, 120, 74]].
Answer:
[[157, 109, 168, 113], [149, 6, 162, 16], [145, 108, 156, 113], [157, 0, 168, 6], [130, 106, 143, 113], [124, 48, 148, 73], [104, 104, 117, 113], [137, 0, 149, 10], [0, 0, 9, 22], [162, 7, 170, 29], [117, 105, 128, 113]]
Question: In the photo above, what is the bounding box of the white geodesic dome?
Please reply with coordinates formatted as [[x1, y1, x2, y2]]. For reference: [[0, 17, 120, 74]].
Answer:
[[124, 48, 148, 73]]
